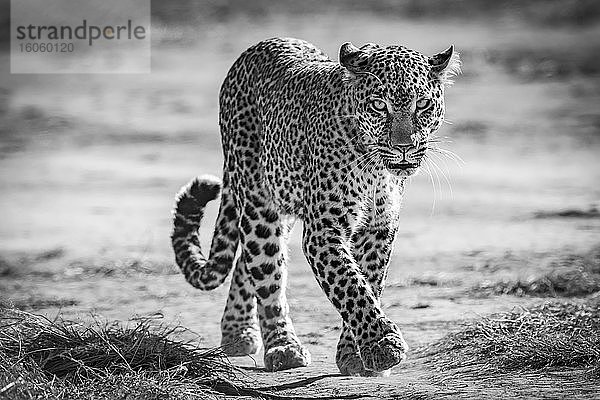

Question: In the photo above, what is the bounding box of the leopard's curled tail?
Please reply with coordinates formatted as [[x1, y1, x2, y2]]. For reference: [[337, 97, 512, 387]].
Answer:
[[171, 175, 239, 290]]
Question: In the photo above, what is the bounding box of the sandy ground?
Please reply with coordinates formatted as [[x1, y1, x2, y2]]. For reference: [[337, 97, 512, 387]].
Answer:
[[1, 11, 600, 399]]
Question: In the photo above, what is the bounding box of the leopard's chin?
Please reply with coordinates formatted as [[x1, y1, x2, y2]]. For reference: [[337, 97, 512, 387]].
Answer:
[[388, 168, 419, 177]]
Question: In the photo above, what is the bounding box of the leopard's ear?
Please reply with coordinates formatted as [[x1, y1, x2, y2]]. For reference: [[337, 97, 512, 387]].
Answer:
[[359, 42, 381, 52], [429, 45, 461, 84], [339, 42, 370, 73]]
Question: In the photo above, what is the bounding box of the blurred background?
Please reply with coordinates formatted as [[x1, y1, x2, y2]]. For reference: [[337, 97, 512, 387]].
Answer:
[[0, 0, 599, 362]]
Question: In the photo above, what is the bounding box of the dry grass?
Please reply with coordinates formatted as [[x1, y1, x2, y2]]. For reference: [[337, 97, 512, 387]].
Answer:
[[389, 274, 462, 288], [474, 247, 600, 298], [0, 307, 244, 399], [414, 301, 600, 398], [476, 270, 600, 298], [417, 301, 600, 375], [0, 252, 177, 280], [4, 296, 79, 311]]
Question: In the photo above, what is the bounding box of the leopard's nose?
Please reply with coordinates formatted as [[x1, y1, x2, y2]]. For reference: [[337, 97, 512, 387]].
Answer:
[[394, 144, 412, 160], [390, 114, 416, 146]]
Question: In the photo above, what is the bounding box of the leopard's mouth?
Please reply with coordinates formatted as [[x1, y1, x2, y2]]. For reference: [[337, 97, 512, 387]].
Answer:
[[383, 160, 420, 176], [386, 161, 418, 169]]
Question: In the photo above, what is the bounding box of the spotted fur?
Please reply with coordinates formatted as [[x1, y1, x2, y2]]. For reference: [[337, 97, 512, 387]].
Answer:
[[171, 37, 460, 374]]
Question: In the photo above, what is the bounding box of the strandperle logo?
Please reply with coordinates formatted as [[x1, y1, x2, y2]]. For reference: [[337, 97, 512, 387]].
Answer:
[[11, 0, 151, 73], [15, 20, 147, 46]]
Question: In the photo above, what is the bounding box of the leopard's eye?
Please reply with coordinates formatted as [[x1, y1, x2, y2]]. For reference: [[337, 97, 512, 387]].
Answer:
[[416, 98, 432, 110], [370, 99, 388, 113]]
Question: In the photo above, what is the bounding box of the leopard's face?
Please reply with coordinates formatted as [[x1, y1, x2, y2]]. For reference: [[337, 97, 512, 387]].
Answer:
[[341, 43, 460, 177]]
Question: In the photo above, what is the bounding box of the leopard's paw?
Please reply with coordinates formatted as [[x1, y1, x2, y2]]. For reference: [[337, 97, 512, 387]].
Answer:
[[264, 343, 311, 371], [221, 327, 262, 356], [360, 332, 408, 372], [337, 350, 391, 377]]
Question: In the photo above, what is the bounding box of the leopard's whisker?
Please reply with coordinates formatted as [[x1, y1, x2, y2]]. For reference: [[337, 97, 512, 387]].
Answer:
[[429, 147, 465, 166], [348, 150, 377, 176], [428, 156, 443, 203], [428, 153, 454, 199], [358, 153, 379, 177], [348, 155, 371, 175], [346, 130, 366, 145], [358, 154, 376, 176], [422, 160, 437, 216], [428, 138, 452, 144]]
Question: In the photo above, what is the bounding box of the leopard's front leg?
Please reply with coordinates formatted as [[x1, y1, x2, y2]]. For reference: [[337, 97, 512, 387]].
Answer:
[[336, 221, 400, 376], [302, 205, 407, 373], [336, 181, 404, 376]]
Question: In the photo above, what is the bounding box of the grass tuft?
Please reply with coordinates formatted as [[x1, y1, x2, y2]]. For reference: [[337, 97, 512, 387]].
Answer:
[[477, 270, 600, 298], [474, 247, 600, 297], [417, 301, 600, 376], [0, 307, 238, 399]]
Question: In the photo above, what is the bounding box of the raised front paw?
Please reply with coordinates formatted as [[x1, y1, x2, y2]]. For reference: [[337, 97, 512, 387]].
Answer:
[[359, 332, 408, 372], [221, 327, 262, 356], [264, 343, 311, 372]]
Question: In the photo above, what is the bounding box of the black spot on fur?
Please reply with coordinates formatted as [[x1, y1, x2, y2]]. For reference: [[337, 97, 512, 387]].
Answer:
[[263, 242, 279, 257], [250, 267, 264, 280], [256, 286, 270, 299], [246, 240, 261, 256], [223, 205, 237, 221], [255, 224, 272, 239], [260, 262, 276, 275], [240, 215, 252, 234], [260, 209, 279, 223], [244, 205, 259, 220]]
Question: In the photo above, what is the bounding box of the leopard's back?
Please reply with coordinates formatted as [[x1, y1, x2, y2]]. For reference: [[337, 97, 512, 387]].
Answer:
[[219, 38, 341, 215]]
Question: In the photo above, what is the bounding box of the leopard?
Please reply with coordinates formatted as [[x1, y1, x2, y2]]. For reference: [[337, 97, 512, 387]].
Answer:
[[171, 37, 460, 375]]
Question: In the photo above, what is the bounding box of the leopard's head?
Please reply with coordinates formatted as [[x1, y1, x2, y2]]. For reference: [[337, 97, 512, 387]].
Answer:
[[340, 42, 460, 177]]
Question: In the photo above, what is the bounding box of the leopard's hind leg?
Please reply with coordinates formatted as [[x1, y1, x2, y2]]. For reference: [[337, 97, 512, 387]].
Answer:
[[234, 189, 310, 371], [218, 182, 262, 356], [220, 258, 262, 356], [218, 57, 310, 371]]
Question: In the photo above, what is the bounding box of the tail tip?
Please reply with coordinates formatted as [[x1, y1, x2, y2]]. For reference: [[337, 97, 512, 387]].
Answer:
[[176, 175, 221, 210], [189, 174, 222, 205]]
